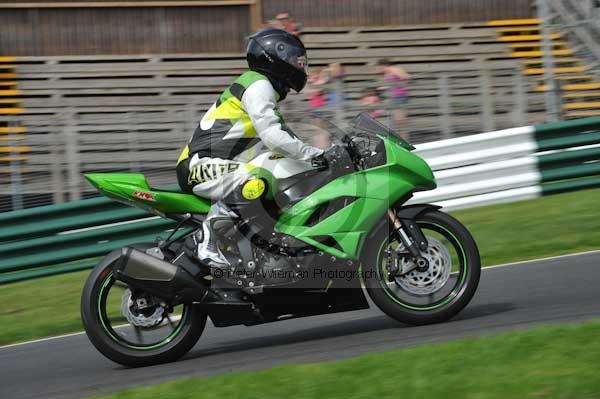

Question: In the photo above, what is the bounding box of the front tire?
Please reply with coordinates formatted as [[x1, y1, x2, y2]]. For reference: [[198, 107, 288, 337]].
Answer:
[[363, 210, 480, 325], [81, 246, 207, 367]]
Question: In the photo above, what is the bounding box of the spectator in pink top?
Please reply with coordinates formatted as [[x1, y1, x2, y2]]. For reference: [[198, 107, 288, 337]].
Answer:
[[378, 58, 410, 139]]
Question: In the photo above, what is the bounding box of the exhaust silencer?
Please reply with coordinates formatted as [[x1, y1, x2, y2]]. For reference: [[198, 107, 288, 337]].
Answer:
[[113, 247, 208, 303]]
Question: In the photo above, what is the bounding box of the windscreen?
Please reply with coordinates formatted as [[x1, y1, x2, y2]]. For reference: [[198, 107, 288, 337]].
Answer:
[[349, 113, 415, 151]]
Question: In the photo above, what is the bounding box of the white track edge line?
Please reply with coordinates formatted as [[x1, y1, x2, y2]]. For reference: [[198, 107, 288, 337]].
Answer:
[[0, 330, 88, 349], [1, 249, 599, 350], [482, 249, 600, 270]]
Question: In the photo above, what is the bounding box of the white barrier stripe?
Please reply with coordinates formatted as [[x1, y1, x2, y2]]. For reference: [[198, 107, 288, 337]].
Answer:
[[411, 171, 541, 203], [534, 142, 600, 157], [432, 156, 538, 184], [58, 216, 161, 235], [415, 125, 535, 153], [423, 141, 538, 171], [429, 185, 542, 211]]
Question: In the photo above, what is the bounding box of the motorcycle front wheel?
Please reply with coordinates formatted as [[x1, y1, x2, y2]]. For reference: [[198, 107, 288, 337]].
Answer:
[[363, 209, 480, 325], [81, 245, 207, 367]]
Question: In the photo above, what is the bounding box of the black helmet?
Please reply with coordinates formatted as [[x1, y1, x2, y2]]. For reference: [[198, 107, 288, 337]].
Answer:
[[246, 28, 308, 93]]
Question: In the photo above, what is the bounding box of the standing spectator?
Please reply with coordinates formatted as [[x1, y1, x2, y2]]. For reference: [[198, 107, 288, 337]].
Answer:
[[307, 69, 327, 109], [360, 87, 386, 118], [323, 63, 344, 108], [378, 59, 410, 138], [317, 62, 345, 126], [270, 11, 301, 36], [306, 69, 332, 149], [308, 87, 328, 109]]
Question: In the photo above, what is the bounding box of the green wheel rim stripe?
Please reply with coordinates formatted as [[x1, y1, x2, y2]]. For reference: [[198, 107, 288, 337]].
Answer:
[[376, 222, 468, 311], [97, 272, 188, 351]]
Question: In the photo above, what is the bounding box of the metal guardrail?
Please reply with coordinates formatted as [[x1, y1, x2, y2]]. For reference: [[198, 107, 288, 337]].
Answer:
[[1, 117, 599, 285], [410, 116, 600, 208]]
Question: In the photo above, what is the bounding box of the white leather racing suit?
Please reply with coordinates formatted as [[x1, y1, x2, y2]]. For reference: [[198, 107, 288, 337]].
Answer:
[[175, 71, 324, 267], [176, 70, 323, 200]]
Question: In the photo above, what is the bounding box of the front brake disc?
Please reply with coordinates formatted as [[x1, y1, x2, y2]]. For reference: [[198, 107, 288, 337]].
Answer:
[[395, 237, 452, 296]]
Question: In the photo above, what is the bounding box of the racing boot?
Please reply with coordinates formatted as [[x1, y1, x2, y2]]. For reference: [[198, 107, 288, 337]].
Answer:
[[197, 202, 235, 268]]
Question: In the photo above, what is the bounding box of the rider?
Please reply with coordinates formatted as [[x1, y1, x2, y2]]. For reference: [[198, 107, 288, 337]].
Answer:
[[176, 28, 330, 268]]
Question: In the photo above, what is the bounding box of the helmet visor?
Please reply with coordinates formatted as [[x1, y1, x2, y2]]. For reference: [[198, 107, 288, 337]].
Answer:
[[274, 42, 308, 74]]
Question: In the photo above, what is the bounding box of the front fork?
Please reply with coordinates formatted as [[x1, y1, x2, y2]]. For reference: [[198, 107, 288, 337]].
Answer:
[[386, 209, 430, 280]]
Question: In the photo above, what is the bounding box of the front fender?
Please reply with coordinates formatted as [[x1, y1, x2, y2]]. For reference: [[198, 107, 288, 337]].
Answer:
[[367, 204, 441, 239], [395, 204, 441, 220], [395, 204, 441, 251], [366, 203, 441, 246]]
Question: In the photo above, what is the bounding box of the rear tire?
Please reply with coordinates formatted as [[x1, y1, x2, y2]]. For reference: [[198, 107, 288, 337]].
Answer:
[[363, 210, 480, 325], [81, 245, 207, 367]]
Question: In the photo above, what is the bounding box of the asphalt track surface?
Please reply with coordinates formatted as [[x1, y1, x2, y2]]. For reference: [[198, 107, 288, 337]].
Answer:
[[1, 251, 599, 399]]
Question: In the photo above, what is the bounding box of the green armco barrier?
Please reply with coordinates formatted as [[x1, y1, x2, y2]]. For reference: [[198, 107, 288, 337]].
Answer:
[[541, 175, 600, 195], [534, 117, 600, 135], [538, 146, 600, 166], [0, 187, 182, 284], [0, 199, 150, 242], [0, 218, 174, 273], [0, 196, 112, 224], [0, 259, 100, 285], [0, 217, 167, 255], [540, 162, 600, 183], [536, 130, 600, 152]]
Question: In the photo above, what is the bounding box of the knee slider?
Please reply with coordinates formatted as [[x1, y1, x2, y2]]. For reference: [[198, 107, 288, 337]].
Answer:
[[240, 177, 267, 201], [223, 177, 268, 208]]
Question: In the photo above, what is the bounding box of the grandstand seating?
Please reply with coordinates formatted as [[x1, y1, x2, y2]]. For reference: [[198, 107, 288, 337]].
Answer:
[[1, 22, 548, 209], [0, 56, 27, 200], [0, 57, 26, 162], [488, 18, 600, 119]]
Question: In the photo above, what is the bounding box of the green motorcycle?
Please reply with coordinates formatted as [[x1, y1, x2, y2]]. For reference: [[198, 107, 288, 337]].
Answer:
[[80, 113, 480, 367]]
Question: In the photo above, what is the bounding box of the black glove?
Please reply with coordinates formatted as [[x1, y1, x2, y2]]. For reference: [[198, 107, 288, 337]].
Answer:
[[311, 154, 328, 170], [311, 145, 345, 171]]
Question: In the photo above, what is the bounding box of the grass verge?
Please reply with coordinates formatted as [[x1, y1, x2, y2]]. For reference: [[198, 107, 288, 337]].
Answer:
[[93, 320, 600, 399], [1, 188, 599, 345], [452, 187, 600, 265]]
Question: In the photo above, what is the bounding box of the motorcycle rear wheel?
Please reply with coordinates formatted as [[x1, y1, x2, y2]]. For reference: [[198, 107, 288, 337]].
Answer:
[[363, 210, 480, 325], [81, 245, 207, 367]]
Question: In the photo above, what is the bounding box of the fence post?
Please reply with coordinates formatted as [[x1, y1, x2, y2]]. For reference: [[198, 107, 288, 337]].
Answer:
[[8, 118, 23, 210], [438, 74, 451, 139], [594, 1, 600, 29], [538, 0, 561, 122], [513, 72, 527, 127], [128, 112, 141, 172], [480, 69, 494, 132], [50, 115, 65, 204], [64, 112, 80, 201], [250, 0, 262, 31], [156, 7, 168, 53], [334, 78, 344, 128]]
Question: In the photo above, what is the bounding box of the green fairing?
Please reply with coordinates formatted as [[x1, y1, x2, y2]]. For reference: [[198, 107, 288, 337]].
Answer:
[[84, 135, 435, 260], [275, 137, 435, 259], [84, 173, 211, 215]]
